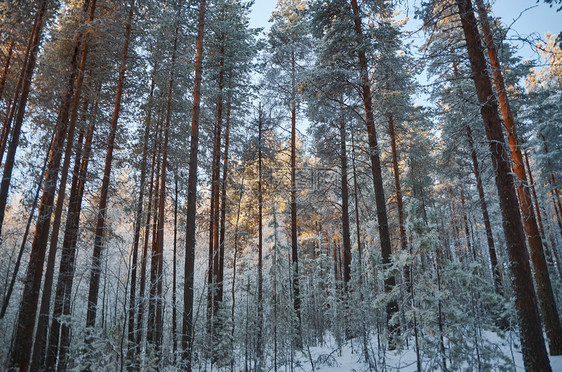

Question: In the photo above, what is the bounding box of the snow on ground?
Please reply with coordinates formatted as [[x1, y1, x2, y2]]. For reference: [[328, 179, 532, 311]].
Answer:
[[294, 332, 562, 371]]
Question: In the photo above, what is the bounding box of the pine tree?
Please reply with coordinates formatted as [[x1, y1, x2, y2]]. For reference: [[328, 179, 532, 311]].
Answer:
[[86, 0, 133, 331], [10, 1, 93, 368], [475, 0, 562, 353], [0, 0, 48, 237], [454, 0, 551, 369], [182, 1, 206, 368], [349, 0, 398, 344], [267, 1, 312, 342]]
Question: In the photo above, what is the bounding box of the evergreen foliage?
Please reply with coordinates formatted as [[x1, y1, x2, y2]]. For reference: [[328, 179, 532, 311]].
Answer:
[[0, 0, 560, 370]]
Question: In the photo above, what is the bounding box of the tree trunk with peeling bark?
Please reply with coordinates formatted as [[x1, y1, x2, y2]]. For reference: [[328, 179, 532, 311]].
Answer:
[[456, 0, 551, 369], [475, 0, 562, 354]]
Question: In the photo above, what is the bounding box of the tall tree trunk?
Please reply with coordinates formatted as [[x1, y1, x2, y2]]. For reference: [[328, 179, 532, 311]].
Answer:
[[127, 60, 156, 363], [387, 112, 408, 290], [435, 248, 448, 372], [456, 0, 551, 369], [230, 168, 245, 371], [182, 1, 206, 368], [46, 95, 97, 369], [146, 103, 166, 350], [86, 0, 133, 329], [0, 130, 52, 319], [172, 173, 179, 362], [207, 46, 224, 341], [460, 187, 475, 260], [10, 1, 92, 369], [218, 78, 231, 310], [0, 41, 14, 160], [152, 7, 180, 354], [0, 97, 14, 165], [449, 199, 463, 260], [148, 130, 162, 346], [33, 64, 93, 369], [290, 48, 301, 342], [524, 152, 562, 277], [32, 118, 86, 370], [465, 125, 503, 294], [350, 0, 398, 345], [475, 0, 562, 354], [350, 129, 363, 287], [210, 45, 226, 347], [332, 241, 339, 290], [256, 105, 264, 362], [0, 26, 37, 170], [136, 117, 160, 355], [524, 153, 548, 246], [0, 0, 48, 239], [339, 115, 352, 287]]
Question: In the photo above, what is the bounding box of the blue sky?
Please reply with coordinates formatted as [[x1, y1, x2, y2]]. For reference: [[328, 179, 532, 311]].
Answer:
[[249, 0, 561, 62]]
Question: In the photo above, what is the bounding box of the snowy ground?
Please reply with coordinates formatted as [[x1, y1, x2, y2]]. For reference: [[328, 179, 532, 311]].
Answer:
[[294, 333, 562, 371]]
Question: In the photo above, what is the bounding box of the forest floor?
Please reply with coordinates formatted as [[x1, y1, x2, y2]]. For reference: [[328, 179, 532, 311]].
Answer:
[[291, 332, 562, 371]]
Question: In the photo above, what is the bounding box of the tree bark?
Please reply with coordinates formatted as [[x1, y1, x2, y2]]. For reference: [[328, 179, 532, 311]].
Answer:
[[10, 1, 88, 369], [136, 117, 160, 354], [289, 47, 302, 348], [46, 94, 98, 369], [456, 0, 551, 369], [0, 131, 52, 320], [0, 0, 48, 239], [350, 129, 363, 287], [349, 0, 398, 344], [0, 41, 14, 160], [213, 47, 226, 318], [86, 0, 133, 329], [207, 44, 224, 339], [465, 125, 503, 294], [257, 105, 264, 361], [339, 115, 352, 287], [172, 173, 179, 362], [151, 6, 179, 353], [0, 97, 14, 166], [388, 112, 409, 290], [127, 60, 156, 362], [524, 153, 548, 247], [475, 0, 562, 354], [33, 43, 94, 367], [524, 152, 562, 277], [31, 114, 87, 370], [460, 188, 476, 260], [147, 128, 162, 345], [218, 78, 231, 309], [182, 1, 206, 368]]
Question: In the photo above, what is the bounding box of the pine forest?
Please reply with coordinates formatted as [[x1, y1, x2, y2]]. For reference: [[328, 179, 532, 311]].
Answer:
[[0, 0, 561, 370]]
